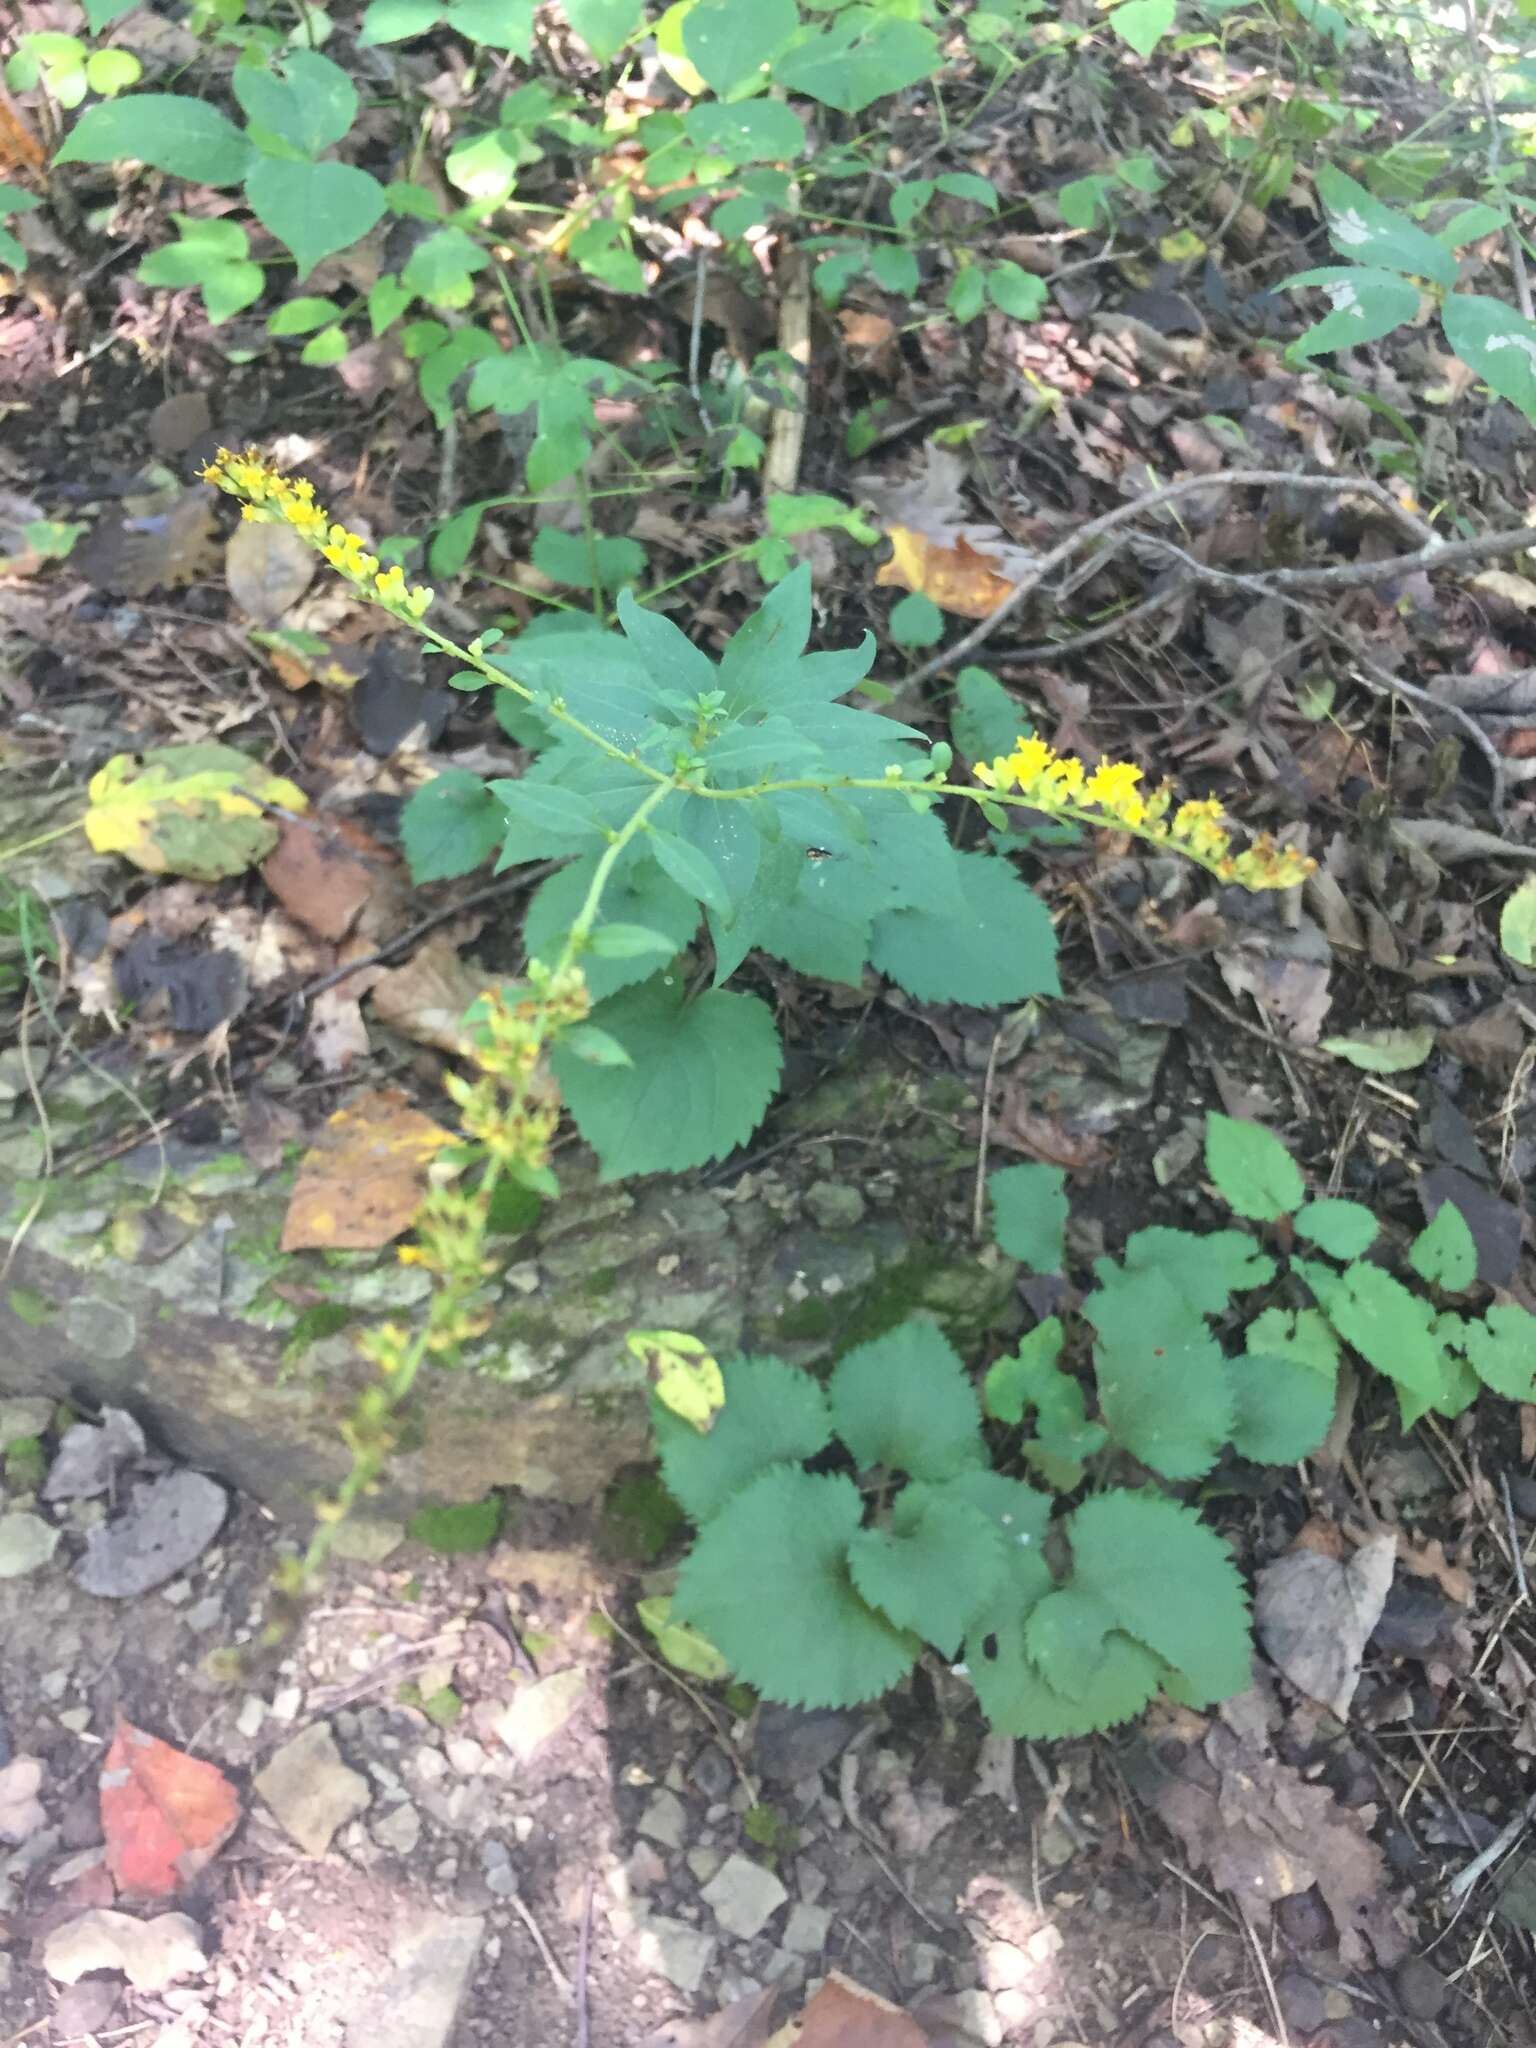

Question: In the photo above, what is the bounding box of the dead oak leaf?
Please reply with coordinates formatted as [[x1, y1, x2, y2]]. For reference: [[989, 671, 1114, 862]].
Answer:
[[280, 1087, 454, 1251], [787, 1972, 929, 2048], [875, 526, 1015, 619], [1253, 1530, 1395, 1718], [367, 931, 484, 1056], [100, 1718, 241, 1899]]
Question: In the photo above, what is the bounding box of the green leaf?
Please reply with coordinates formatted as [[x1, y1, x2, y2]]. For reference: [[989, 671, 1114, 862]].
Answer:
[[947, 265, 987, 324], [552, 974, 782, 1179], [562, 0, 644, 61], [232, 48, 357, 156], [84, 49, 141, 97], [1294, 1198, 1378, 1260], [360, 0, 443, 40], [1443, 293, 1536, 425], [983, 1318, 1107, 1490], [951, 667, 1024, 763], [1107, 0, 1175, 55], [267, 295, 342, 334], [369, 273, 412, 336], [870, 849, 1059, 1006], [647, 828, 732, 916], [1320, 1025, 1434, 1073], [246, 158, 387, 280], [445, 0, 537, 49], [491, 778, 608, 849], [683, 0, 798, 95], [586, 923, 681, 962], [1286, 266, 1422, 362], [524, 856, 698, 1002], [1118, 1227, 1276, 1315], [406, 1495, 502, 1553], [1244, 1305, 1340, 1379], [400, 768, 504, 881], [532, 528, 646, 593], [889, 592, 944, 648], [988, 1163, 1067, 1271], [849, 1490, 1007, 1657], [1316, 164, 1459, 288], [1410, 1202, 1477, 1291], [683, 100, 806, 164], [1500, 875, 1536, 965], [634, 1595, 731, 1680], [1088, 1267, 1233, 1480], [1462, 1305, 1536, 1400], [655, 1354, 832, 1525], [57, 96, 254, 185], [84, 0, 139, 27], [935, 172, 998, 211], [1225, 1350, 1336, 1463], [774, 10, 941, 114], [1204, 1112, 1304, 1221], [401, 225, 490, 306], [829, 1321, 985, 1482], [986, 260, 1048, 319], [673, 1468, 920, 1708], [1300, 1258, 1446, 1425]]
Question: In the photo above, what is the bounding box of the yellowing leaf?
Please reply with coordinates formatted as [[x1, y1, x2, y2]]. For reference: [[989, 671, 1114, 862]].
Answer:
[[84, 743, 308, 881], [250, 627, 368, 693], [653, 0, 706, 95], [1501, 875, 1536, 967], [628, 1328, 724, 1432], [1471, 569, 1536, 612], [874, 525, 1015, 618], [280, 1088, 455, 1252], [635, 1595, 731, 1681]]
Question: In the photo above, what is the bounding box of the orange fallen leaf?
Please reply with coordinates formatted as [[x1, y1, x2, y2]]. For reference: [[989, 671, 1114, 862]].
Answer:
[[792, 1972, 928, 2048], [260, 814, 382, 942], [280, 1087, 454, 1251], [837, 310, 895, 349], [875, 525, 1015, 618], [0, 98, 46, 175], [100, 1719, 241, 1900]]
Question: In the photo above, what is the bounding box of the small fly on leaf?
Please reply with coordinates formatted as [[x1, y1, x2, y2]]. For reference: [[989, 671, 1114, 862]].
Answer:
[[627, 1329, 724, 1433]]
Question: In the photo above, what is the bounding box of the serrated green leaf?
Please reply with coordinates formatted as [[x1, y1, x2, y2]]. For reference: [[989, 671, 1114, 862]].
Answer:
[[553, 974, 781, 1179], [951, 668, 1024, 764], [1087, 1267, 1232, 1480], [585, 922, 684, 962], [849, 1490, 1007, 1657], [1501, 876, 1536, 966], [1316, 164, 1459, 287], [988, 1163, 1067, 1271], [673, 1468, 920, 1708], [489, 778, 608, 849], [1462, 1304, 1536, 1400], [1119, 1227, 1276, 1314], [1286, 266, 1421, 361], [1410, 1202, 1477, 1291], [1320, 1025, 1434, 1073], [829, 1321, 987, 1482], [1243, 1306, 1340, 1379], [984, 1318, 1064, 1424], [246, 158, 387, 281], [400, 769, 504, 881], [870, 849, 1059, 1006], [1301, 1257, 1446, 1425], [1294, 1198, 1379, 1260], [445, 0, 537, 47], [1204, 1113, 1304, 1221], [967, 1594, 1162, 1739], [57, 95, 255, 184], [655, 1354, 833, 1526], [1443, 294, 1536, 425], [1225, 1350, 1336, 1463]]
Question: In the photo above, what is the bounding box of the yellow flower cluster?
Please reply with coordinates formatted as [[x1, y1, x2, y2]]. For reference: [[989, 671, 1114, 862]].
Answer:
[[974, 735, 1314, 891], [199, 446, 434, 620]]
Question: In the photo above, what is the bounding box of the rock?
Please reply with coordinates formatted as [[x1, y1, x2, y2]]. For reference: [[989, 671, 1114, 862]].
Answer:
[[782, 1902, 831, 1954], [638, 1789, 688, 1850], [753, 1705, 864, 1784], [344, 1911, 485, 2048], [804, 1183, 867, 1230], [329, 1516, 406, 1564], [1275, 1969, 1326, 2036], [633, 1914, 717, 1994], [254, 1723, 371, 1855], [627, 1842, 668, 1890], [1394, 1956, 1448, 2021], [0, 1397, 54, 1443], [62, 1296, 137, 1360], [0, 1756, 46, 1844], [43, 1908, 207, 1992], [690, 1745, 733, 1800], [701, 1855, 789, 1940], [0, 1512, 58, 1577], [1275, 1888, 1333, 1948], [494, 1670, 584, 1763], [372, 1802, 422, 1857], [687, 1847, 724, 1884]]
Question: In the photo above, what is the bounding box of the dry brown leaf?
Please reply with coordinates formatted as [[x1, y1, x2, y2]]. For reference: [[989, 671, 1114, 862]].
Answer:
[[367, 932, 483, 1056], [838, 310, 896, 349], [280, 1087, 453, 1251], [644, 1986, 782, 2048], [785, 1973, 928, 2048], [305, 983, 373, 1073], [226, 516, 317, 624], [1253, 1530, 1394, 1717], [260, 815, 381, 942], [875, 525, 1015, 618], [75, 489, 218, 598], [1395, 1533, 1474, 1606]]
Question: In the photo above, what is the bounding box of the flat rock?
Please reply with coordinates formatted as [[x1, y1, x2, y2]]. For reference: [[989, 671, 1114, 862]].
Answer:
[[753, 1705, 863, 1784], [0, 1397, 54, 1442], [329, 1515, 406, 1564], [0, 1512, 59, 1578], [782, 1902, 832, 1954], [634, 1914, 717, 1994], [495, 1669, 585, 1763], [637, 1789, 687, 1850], [344, 1911, 485, 2048], [372, 1802, 422, 1857], [701, 1855, 789, 1941], [255, 1722, 370, 1855]]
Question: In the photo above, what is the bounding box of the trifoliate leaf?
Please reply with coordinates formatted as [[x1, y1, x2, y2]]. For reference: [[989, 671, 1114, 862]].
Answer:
[[1297, 1257, 1446, 1425], [1320, 1025, 1434, 1074], [655, 1355, 832, 1525], [553, 974, 782, 1180], [988, 1163, 1067, 1271], [672, 1468, 919, 1709], [1225, 1350, 1336, 1463], [848, 1488, 1007, 1656], [1409, 1201, 1477, 1292], [1204, 1113, 1304, 1221], [829, 1321, 987, 1481], [84, 743, 307, 881], [523, 853, 699, 1002], [1294, 1198, 1379, 1261], [1462, 1305, 1536, 1401], [1119, 1227, 1276, 1314], [870, 849, 1059, 1006], [629, 1330, 723, 1432], [1087, 1267, 1233, 1480], [1059, 1490, 1250, 1707], [635, 1596, 731, 1681]]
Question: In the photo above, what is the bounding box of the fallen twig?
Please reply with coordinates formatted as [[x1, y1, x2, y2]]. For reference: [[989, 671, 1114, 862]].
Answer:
[[1448, 1789, 1536, 1899]]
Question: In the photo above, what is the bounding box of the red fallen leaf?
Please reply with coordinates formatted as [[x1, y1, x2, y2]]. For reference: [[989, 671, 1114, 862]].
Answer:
[[100, 1719, 241, 1899]]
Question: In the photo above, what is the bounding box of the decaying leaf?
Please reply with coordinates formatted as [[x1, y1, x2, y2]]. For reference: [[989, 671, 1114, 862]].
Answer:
[[84, 743, 308, 882], [76, 1470, 229, 1598], [875, 525, 1015, 618], [367, 932, 483, 1055], [225, 515, 317, 623], [787, 1973, 929, 2048], [100, 1718, 241, 1898], [74, 487, 217, 598], [251, 626, 370, 693], [42, 1907, 208, 1993], [260, 814, 380, 942], [1320, 1025, 1434, 1074], [1253, 1529, 1395, 1718], [281, 1087, 455, 1251], [1142, 1700, 1406, 1966]]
